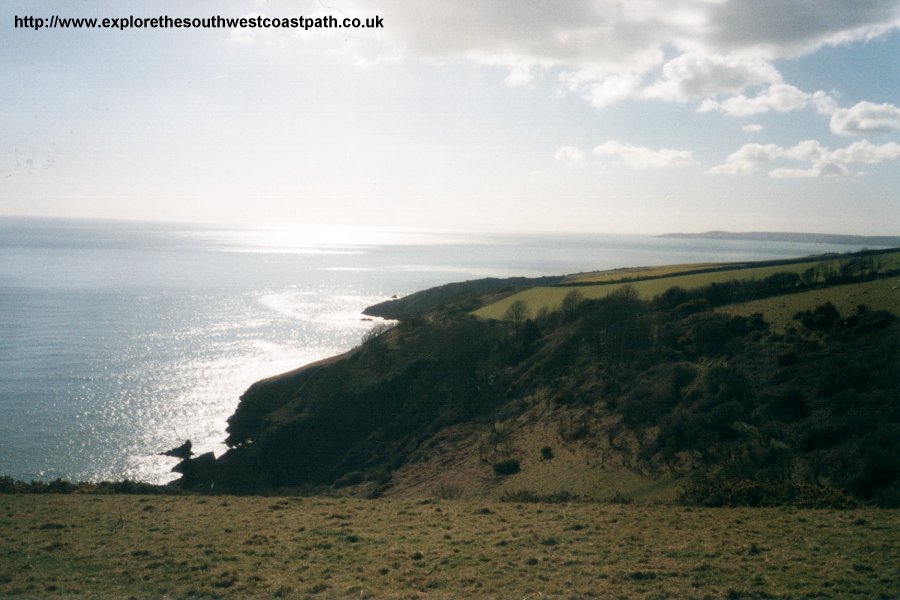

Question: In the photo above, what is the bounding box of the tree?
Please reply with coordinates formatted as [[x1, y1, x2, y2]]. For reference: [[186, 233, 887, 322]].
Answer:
[[504, 299, 531, 324], [559, 289, 584, 319]]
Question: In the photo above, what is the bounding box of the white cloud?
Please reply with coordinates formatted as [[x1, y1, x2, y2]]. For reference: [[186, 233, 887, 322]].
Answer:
[[592, 140, 694, 169], [643, 53, 781, 102], [831, 139, 900, 163], [710, 139, 900, 178], [812, 90, 840, 116], [365, 0, 900, 111], [562, 71, 643, 108], [698, 83, 825, 116], [709, 143, 783, 175], [742, 124, 763, 133], [372, 0, 900, 67], [554, 145, 586, 165], [830, 101, 900, 135], [504, 65, 535, 87]]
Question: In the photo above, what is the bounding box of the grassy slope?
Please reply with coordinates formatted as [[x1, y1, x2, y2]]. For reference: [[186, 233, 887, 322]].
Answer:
[[2, 494, 898, 599], [383, 399, 677, 503], [566, 262, 730, 283], [475, 250, 900, 320], [721, 277, 900, 331]]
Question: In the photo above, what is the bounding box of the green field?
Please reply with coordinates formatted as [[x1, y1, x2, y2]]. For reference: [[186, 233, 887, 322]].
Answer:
[[1, 494, 898, 598], [565, 263, 723, 283], [475, 251, 900, 320], [721, 277, 900, 330]]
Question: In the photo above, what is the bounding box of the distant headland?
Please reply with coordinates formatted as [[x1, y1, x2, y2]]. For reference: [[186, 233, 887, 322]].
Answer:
[[659, 231, 900, 246]]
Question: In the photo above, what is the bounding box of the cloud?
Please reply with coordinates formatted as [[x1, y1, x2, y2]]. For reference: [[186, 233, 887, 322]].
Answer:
[[366, 0, 900, 110], [742, 124, 763, 133], [709, 143, 783, 175], [700, 0, 900, 57], [643, 53, 781, 102], [554, 146, 586, 165], [811, 91, 840, 116], [710, 139, 900, 177], [830, 101, 900, 135], [561, 70, 643, 108], [698, 83, 829, 117], [372, 0, 900, 65], [592, 140, 694, 169], [370, 1, 670, 72]]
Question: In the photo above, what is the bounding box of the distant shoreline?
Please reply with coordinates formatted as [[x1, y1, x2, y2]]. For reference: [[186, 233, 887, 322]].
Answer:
[[660, 231, 900, 246]]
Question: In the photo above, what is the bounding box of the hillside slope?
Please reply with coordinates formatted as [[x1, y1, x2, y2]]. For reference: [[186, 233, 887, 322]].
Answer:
[[181, 262, 900, 506]]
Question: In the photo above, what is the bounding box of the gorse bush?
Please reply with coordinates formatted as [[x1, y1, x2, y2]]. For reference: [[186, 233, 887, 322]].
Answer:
[[680, 473, 857, 508], [492, 459, 521, 476], [499, 489, 576, 503]]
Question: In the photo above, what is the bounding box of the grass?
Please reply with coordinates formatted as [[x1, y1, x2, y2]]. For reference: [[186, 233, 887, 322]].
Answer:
[[1, 494, 897, 598], [475, 251, 900, 320], [720, 276, 900, 331], [565, 262, 725, 283]]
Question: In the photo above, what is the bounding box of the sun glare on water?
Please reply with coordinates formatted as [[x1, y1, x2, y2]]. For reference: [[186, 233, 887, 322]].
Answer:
[[178, 223, 481, 255]]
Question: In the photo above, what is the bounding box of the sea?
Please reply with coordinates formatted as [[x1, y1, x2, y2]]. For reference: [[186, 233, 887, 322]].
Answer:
[[0, 217, 877, 484]]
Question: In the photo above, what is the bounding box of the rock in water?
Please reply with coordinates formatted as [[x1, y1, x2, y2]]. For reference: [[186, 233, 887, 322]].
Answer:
[[160, 440, 193, 459]]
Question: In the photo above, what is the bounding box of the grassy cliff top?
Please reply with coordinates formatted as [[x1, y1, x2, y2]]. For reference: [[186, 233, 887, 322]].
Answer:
[[474, 249, 900, 320], [2, 494, 898, 598]]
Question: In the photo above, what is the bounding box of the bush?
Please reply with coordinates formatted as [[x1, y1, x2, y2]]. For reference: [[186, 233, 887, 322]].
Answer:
[[504, 300, 531, 324], [559, 289, 584, 320], [434, 482, 463, 500], [620, 362, 696, 426], [540, 446, 554, 460], [500, 489, 575, 503], [361, 322, 394, 344], [794, 302, 842, 332], [679, 473, 856, 508], [492, 459, 521, 476], [0, 476, 19, 494], [499, 489, 540, 503], [332, 471, 366, 489]]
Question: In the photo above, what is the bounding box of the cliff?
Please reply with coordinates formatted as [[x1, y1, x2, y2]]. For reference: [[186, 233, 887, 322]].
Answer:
[[178, 267, 900, 506]]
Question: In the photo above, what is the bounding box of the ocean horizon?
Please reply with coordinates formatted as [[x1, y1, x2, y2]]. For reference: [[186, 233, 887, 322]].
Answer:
[[0, 216, 882, 485]]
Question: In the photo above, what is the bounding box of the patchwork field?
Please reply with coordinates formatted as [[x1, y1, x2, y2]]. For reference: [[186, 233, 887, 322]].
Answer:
[[564, 263, 723, 284], [1, 494, 898, 598], [474, 251, 900, 320], [721, 276, 900, 331]]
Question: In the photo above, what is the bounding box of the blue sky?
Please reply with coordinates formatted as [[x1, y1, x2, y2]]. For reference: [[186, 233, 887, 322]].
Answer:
[[2, 0, 899, 234]]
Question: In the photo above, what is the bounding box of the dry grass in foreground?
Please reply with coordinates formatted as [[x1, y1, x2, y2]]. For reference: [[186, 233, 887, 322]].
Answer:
[[1, 495, 898, 599]]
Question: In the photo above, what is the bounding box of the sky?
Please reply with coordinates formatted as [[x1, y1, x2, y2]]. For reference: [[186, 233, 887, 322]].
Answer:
[[2, 0, 899, 235]]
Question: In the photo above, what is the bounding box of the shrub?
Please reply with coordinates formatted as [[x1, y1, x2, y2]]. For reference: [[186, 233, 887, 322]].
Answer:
[[679, 473, 856, 508], [609, 490, 634, 504], [794, 302, 842, 332], [559, 289, 584, 319], [0, 476, 19, 494], [504, 300, 531, 324], [361, 322, 393, 344], [540, 446, 554, 460], [492, 459, 521, 476], [332, 471, 366, 489], [499, 489, 576, 503], [434, 482, 463, 500], [499, 489, 541, 503]]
